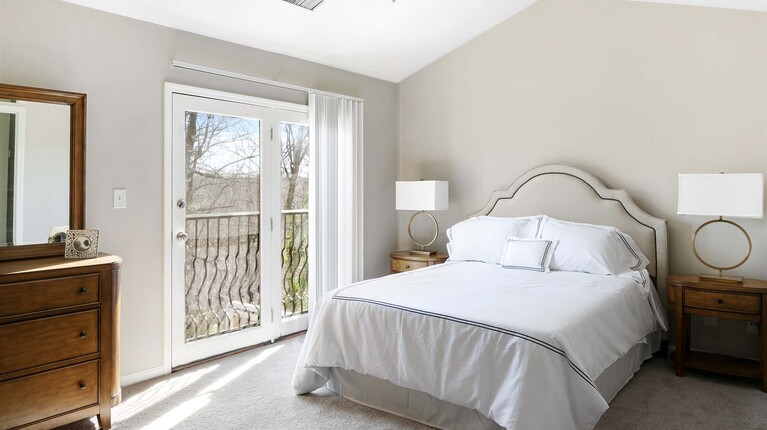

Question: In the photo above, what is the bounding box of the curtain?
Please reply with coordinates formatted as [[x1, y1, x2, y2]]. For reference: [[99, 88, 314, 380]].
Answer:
[[309, 93, 364, 302]]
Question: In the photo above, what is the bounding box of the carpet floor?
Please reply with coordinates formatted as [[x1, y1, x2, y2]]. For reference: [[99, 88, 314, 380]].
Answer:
[[58, 336, 767, 430]]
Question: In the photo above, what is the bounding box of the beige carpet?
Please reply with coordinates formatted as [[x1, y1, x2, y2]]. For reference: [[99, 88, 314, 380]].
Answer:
[[59, 336, 767, 430]]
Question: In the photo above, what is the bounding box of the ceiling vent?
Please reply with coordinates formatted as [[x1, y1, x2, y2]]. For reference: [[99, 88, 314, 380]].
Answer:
[[282, 0, 325, 11]]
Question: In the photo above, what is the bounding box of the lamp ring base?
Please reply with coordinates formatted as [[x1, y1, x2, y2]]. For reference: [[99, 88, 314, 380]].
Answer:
[[408, 211, 439, 251], [692, 217, 752, 277]]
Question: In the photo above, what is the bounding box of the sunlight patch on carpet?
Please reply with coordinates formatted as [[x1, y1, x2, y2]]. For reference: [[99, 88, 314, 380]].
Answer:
[[115, 365, 219, 422], [198, 344, 283, 395], [140, 394, 211, 430]]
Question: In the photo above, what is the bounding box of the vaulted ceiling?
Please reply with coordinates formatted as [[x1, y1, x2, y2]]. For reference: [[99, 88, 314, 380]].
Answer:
[[62, 0, 767, 83]]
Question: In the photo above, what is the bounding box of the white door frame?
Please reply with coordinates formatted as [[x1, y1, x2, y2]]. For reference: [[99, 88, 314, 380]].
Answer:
[[163, 83, 309, 370]]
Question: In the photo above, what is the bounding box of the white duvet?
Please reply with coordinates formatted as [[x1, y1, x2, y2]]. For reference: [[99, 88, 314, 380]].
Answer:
[[293, 261, 667, 430]]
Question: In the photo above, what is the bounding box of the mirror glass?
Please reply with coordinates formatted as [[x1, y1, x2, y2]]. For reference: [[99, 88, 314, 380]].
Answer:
[[0, 99, 70, 246]]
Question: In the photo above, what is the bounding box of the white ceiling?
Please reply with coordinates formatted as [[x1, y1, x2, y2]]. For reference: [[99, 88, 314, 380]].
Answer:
[[62, 0, 767, 83], [61, 0, 538, 83]]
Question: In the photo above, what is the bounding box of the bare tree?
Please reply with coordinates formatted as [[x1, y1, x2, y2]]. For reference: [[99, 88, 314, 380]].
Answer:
[[280, 123, 309, 210], [185, 112, 261, 213]]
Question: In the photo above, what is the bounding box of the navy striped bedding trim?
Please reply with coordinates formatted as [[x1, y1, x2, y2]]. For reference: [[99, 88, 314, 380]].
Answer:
[[615, 233, 647, 289], [331, 293, 597, 390]]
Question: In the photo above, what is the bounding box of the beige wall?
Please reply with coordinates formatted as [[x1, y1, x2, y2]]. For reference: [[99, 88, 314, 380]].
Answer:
[[0, 0, 398, 381], [399, 0, 767, 358]]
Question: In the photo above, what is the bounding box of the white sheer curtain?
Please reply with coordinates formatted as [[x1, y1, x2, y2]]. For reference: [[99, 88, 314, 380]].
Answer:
[[309, 93, 364, 303]]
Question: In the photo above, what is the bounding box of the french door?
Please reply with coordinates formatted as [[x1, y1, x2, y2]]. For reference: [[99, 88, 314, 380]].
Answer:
[[170, 89, 310, 367]]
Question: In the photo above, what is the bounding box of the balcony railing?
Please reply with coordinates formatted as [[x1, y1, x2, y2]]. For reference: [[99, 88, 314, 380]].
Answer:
[[183, 210, 309, 343]]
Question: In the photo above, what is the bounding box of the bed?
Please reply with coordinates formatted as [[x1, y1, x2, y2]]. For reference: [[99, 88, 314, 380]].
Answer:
[[293, 164, 669, 430]]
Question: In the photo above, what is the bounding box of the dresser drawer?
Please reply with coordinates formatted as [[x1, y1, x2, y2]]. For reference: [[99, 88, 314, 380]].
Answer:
[[0, 310, 99, 375], [0, 360, 99, 430], [391, 258, 428, 273], [684, 289, 760, 314], [0, 274, 99, 318]]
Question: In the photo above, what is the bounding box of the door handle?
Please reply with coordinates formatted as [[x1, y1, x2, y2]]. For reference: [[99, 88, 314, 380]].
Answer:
[[176, 232, 190, 242]]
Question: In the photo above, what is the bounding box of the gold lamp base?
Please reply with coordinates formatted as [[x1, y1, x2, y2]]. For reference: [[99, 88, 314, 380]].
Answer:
[[692, 217, 750, 286], [407, 211, 439, 256]]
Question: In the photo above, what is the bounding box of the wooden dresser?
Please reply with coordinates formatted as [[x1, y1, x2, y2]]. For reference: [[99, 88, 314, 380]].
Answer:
[[0, 254, 122, 430]]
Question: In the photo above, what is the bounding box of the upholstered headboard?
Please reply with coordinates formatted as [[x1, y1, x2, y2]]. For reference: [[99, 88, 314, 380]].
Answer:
[[471, 164, 669, 299]]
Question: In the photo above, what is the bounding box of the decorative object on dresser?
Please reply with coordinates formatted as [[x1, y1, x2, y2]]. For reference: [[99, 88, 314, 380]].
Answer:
[[0, 253, 122, 430], [390, 250, 448, 274], [395, 180, 448, 255], [668, 274, 767, 392], [65, 229, 100, 259], [677, 173, 764, 284]]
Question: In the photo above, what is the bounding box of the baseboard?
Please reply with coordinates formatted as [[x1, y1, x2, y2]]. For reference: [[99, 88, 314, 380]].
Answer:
[[120, 365, 170, 387]]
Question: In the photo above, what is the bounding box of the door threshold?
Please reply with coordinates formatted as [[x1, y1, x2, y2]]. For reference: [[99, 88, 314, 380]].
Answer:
[[172, 330, 307, 373]]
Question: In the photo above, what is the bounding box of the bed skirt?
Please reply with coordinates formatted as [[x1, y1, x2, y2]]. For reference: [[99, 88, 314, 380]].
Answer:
[[326, 331, 661, 430]]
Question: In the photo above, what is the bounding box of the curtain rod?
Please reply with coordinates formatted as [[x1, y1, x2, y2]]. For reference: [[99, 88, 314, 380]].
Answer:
[[169, 61, 364, 102]]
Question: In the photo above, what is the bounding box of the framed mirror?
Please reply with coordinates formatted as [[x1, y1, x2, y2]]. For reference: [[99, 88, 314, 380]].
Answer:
[[0, 83, 85, 260]]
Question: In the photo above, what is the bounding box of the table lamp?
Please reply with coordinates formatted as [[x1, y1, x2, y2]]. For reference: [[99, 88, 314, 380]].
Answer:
[[677, 173, 764, 283], [396, 180, 448, 255]]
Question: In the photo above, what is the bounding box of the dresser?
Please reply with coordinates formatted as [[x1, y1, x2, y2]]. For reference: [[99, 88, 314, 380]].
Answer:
[[0, 254, 122, 430], [390, 251, 448, 274], [668, 274, 767, 392]]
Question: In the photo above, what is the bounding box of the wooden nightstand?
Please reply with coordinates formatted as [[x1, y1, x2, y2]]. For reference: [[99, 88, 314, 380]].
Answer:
[[668, 274, 767, 392], [390, 251, 448, 274]]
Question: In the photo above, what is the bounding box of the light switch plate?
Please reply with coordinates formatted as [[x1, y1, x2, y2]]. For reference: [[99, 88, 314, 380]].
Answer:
[[113, 188, 127, 209]]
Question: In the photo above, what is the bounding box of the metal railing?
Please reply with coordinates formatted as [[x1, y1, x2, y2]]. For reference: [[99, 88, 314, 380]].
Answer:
[[183, 210, 309, 343]]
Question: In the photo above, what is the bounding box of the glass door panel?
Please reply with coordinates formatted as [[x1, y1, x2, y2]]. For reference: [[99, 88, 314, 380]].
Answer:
[[280, 121, 310, 319], [172, 94, 273, 367], [184, 111, 263, 342]]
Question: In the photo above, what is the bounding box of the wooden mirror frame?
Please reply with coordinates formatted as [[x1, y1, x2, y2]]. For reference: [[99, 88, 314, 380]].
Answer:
[[0, 83, 85, 260]]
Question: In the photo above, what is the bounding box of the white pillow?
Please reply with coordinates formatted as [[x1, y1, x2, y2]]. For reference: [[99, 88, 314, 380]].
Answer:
[[538, 217, 649, 276], [500, 237, 558, 272], [446, 216, 541, 264]]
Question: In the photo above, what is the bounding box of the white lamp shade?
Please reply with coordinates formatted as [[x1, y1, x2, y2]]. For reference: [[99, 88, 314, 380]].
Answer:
[[678, 173, 764, 219], [396, 181, 449, 211]]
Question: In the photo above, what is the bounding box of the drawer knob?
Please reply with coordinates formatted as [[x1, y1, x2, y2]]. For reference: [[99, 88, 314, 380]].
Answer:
[[79, 287, 88, 294], [79, 382, 87, 390], [405, 265, 410, 269], [79, 331, 87, 338], [716, 298, 724, 304]]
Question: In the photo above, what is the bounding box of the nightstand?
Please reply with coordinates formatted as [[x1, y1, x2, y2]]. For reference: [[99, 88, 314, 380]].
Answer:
[[668, 275, 767, 392], [390, 251, 448, 274]]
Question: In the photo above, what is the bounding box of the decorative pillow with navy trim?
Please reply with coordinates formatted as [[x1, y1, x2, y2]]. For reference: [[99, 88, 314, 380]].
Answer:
[[500, 237, 557, 272], [446, 216, 542, 265], [538, 217, 650, 277]]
